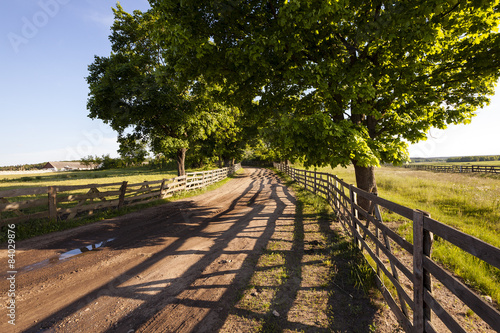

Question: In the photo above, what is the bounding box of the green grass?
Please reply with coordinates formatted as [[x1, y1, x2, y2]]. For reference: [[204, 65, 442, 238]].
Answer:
[[298, 164, 500, 307], [0, 166, 241, 243], [0, 166, 182, 191], [408, 160, 500, 166], [0, 166, 187, 224], [225, 169, 380, 332]]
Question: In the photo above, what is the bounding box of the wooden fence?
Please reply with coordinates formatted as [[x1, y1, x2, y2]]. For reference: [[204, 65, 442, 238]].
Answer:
[[405, 164, 500, 174], [274, 163, 500, 333], [0, 164, 240, 226]]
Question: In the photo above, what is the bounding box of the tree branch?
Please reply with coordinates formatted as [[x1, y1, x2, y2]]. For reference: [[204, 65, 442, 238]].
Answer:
[[336, 33, 358, 58]]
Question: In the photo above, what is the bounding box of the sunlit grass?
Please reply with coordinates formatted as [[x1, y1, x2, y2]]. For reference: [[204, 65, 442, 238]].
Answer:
[[0, 166, 241, 243], [0, 166, 180, 192], [409, 160, 500, 166], [229, 169, 381, 332], [298, 164, 500, 306]]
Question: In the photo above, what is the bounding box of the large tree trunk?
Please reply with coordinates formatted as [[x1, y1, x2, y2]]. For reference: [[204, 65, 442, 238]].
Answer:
[[176, 148, 187, 176], [352, 161, 378, 212]]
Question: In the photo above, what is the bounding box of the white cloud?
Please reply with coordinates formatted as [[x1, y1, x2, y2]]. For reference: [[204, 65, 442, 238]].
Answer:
[[84, 11, 114, 28]]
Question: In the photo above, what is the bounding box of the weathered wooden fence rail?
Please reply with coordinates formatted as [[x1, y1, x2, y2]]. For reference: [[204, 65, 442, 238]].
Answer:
[[274, 163, 500, 333], [0, 164, 240, 226], [405, 164, 500, 174]]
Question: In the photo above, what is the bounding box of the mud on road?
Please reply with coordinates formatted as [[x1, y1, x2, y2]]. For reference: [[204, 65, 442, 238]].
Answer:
[[1, 168, 392, 333]]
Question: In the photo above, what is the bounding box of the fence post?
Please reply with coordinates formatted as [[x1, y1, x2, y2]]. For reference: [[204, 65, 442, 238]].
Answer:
[[422, 211, 433, 323], [118, 181, 128, 207], [413, 209, 433, 332], [48, 186, 57, 220], [349, 185, 360, 249], [326, 174, 331, 204], [334, 178, 339, 210], [314, 170, 317, 194], [304, 171, 308, 191]]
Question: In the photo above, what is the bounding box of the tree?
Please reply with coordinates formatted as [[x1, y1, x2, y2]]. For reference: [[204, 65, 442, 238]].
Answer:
[[86, 4, 233, 176], [209, 107, 249, 167], [100, 154, 121, 170], [242, 138, 277, 166], [117, 134, 149, 167], [80, 155, 94, 168], [80, 155, 103, 169], [150, 0, 500, 198]]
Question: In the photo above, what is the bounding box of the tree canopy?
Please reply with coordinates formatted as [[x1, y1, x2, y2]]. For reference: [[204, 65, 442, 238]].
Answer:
[[86, 4, 243, 175], [117, 134, 149, 167], [149, 0, 500, 193]]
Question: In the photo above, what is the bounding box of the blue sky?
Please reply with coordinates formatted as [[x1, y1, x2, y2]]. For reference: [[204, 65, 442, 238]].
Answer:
[[1, 0, 150, 167], [1, 1, 499, 167]]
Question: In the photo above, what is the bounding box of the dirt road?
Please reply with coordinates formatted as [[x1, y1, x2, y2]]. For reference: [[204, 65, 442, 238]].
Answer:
[[1, 168, 305, 332]]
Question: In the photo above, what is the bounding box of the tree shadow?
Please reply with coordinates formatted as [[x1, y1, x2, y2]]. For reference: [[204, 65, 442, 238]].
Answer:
[[22, 168, 270, 332], [20, 168, 380, 333], [201, 175, 380, 333]]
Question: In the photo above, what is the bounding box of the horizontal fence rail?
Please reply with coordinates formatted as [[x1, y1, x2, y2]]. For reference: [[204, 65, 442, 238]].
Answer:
[[274, 163, 500, 333], [405, 164, 500, 174], [0, 164, 241, 225]]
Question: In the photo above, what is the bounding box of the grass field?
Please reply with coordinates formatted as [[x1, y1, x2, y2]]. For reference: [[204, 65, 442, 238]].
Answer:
[[0, 167, 182, 228], [0, 166, 181, 192], [0, 165, 235, 242], [408, 160, 500, 166], [297, 164, 500, 307]]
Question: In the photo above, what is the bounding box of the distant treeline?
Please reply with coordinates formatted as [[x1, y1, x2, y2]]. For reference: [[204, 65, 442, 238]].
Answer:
[[446, 155, 500, 163], [410, 157, 447, 163], [0, 163, 46, 171]]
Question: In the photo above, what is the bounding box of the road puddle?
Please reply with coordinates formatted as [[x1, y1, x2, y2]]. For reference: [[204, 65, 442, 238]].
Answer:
[[20, 238, 115, 273]]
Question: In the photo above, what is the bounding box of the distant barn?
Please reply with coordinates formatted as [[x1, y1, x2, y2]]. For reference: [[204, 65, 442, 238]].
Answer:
[[43, 162, 98, 171]]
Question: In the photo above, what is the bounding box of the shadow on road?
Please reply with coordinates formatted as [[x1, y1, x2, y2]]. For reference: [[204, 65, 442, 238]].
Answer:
[[22, 168, 380, 332]]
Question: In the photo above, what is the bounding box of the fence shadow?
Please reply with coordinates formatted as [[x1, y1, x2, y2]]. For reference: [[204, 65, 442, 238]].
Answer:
[[16, 167, 380, 333], [274, 163, 500, 333], [16, 169, 271, 331]]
